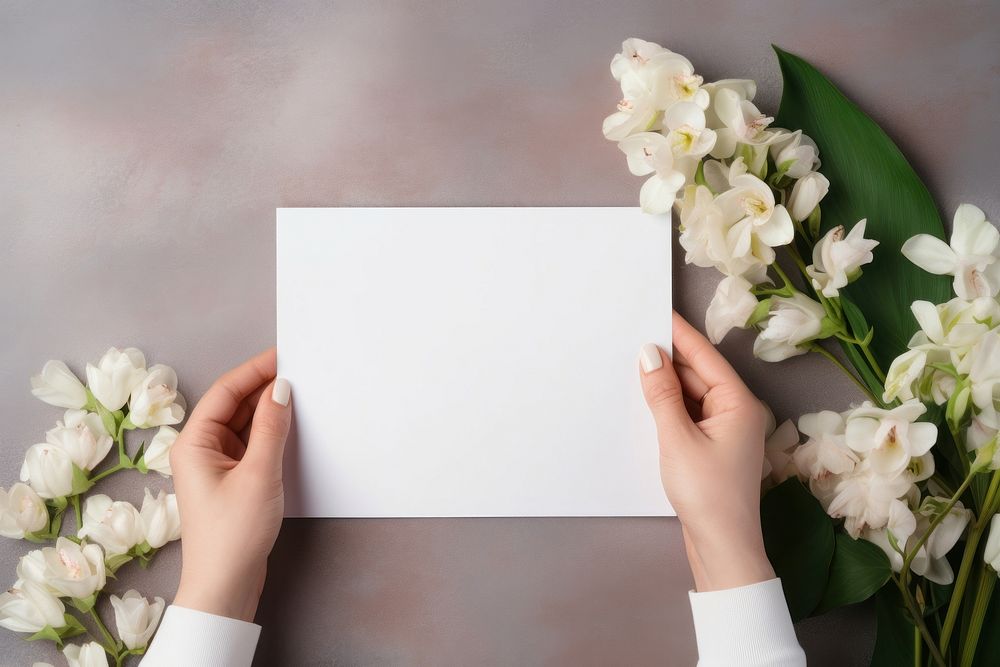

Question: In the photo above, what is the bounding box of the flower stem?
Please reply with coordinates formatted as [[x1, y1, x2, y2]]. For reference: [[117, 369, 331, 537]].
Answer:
[[903, 471, 977, 579], [959, 565, 996, 666], [70, 494, 82, 529], [88, 604, 119, 655], [809, 344, 878, 403], [893, 574, 947, 667], [770, 261, 796, 294], [89, 463, 128, 484]]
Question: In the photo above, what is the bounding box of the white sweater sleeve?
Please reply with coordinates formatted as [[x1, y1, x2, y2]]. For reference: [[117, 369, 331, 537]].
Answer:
[[140, 605, 261, 667], [688, 578, 806, 666]]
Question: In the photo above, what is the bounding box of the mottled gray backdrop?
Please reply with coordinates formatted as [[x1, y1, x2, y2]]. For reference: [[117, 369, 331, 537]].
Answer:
[[2, 1, 998, 665]]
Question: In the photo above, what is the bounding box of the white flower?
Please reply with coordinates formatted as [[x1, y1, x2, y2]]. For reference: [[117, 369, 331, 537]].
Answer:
[[16, 549, 49, 589], [610, 38, 672, 82], [143, 426, 178, 477], [678, 184, 769, 282], [617, 132, 686, 214], [109, 589, 165, 649], [0, 580, 65, 633], [826, 459, 915, 538], [702, 79, 757, 129], [40, 537, 106, 599], [45, 409, 113, 472], [806, 219, 879, 297], [753, 293, 826, 362], [968, 330, 1000, 430], [770, 130, 820, 179], [710, 87, 775, 158], [793, 410, 859, 480], [844, 400, 937, 477], [909, 297, 1000, 366], [762, 419, 801, 485], [705, 275, 758, 343], [20, 443, 75, 499], [911, 499, 971, 585], [902, 203, 1000, 299], [713, 165, 795, 257], [128, 365, 185, 429], [0, 483, 48, 538], [85, 347, 147, 411], [30, 361, 87, 410], [140, 489, 181, 549], [985, 514, 1000, 572], [863, 498, 916, 572], [787, 171, 830, 223], [77, 495, 144, 557], [63, 641, 109, 667], [664, 101, 717, 166], [882, 349, 927, 403]]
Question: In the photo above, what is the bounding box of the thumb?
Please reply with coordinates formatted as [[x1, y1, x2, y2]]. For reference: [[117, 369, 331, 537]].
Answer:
[[638, 343, 693, 432], [243, 377, 292, 473]]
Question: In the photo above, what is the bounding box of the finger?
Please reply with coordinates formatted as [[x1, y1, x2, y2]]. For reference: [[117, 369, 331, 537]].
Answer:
[[242, 378, 292, 473], [638, 343, 695, 433], [674, 355, 710, 404], [190, 349, 277, 426], [228, 385, 269, 433], [671, 312, 748, 391]]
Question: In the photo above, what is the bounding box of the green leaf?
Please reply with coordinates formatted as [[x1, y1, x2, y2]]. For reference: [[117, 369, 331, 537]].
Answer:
[[25, 624, 61, 644], [105, 553, 134, 574], [837, 297, 886, 401], [70, 593, 97, 614], [971, 583, 1000, 666], [70, 465, 93, 495], [814, 533, 891, 614], [870, 585, 914, 667], [774, 47, 951, 372], [59, 613, 87, 640], [95, 401, 118, 439], [761, 478, 836, 620]]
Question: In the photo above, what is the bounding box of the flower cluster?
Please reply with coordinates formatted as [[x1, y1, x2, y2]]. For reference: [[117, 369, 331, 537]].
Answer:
[[603, 38, 878, 361], [0, 348, 184, 666]]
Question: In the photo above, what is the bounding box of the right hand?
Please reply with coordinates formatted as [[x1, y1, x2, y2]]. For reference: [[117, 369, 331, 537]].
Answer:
[[638, 312, 775, 591]]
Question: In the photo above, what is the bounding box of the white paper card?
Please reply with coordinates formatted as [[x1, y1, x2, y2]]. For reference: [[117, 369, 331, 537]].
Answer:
[[277, 208, 673, 517]]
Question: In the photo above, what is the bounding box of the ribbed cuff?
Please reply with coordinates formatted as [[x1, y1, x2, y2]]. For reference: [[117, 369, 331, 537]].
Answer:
[[141, 605, 261, 667], [688, 578, 806, 666]]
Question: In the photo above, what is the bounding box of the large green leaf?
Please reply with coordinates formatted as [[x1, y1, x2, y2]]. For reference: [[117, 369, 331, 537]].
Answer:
[[761, 478, 836, 621], [774, 47, 951, 372], [971, 583, 1000, 666], [814, 533, 891, 615], [871, 585, 914, 667]]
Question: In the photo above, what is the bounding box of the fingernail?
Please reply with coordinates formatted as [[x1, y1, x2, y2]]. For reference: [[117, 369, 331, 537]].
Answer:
[[272, 377, 291, 406], [639, 343, 663, 373]]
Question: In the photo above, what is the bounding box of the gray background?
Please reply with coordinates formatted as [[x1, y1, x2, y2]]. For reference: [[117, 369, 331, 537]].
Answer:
[[1, 1, 998, 665]]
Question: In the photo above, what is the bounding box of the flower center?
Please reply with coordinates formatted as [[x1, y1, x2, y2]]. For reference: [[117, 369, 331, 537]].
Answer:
[[741, 196, 769, 218], [617, 98, 634, 112], [630, 51, 647, 66], [674, 74, 703, 98], [671, 126, 697, 153], [58, 549, 83, 579]]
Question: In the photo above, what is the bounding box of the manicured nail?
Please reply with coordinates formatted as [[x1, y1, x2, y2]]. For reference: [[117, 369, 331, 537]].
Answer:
[[639, 343, 663, 373], [272, 377, 291, 406]]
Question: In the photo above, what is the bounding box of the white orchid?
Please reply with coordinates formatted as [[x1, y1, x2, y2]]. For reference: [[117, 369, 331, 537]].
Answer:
[[863, 498, 917, 572], [910, 499, 972, 585], [85, 347, 147, 412], [844, 400, 937, 477], [128, 364, 185, 429], [45, 409, 113, 473], [985, 514, 1000, 572], [617, 132, 686, 213], [713, 162, 795, 260], [139, 489, 181, 549], [753, 293, 827, 362], [705, 275, 759, 344], [770, 130, 820, 179], [20, 443, 75, 500], [16, 549, 49, 589], [77, 495, 144, 557], [610, 38, 672, 82], [805, 219, 879, 297], [762, 419, 801, 485], [710, 87, 776, 159], [109, 589, 164, 649], [968, 329, 1000, 430], [0, 483, 48, 539], [902, 203, 1000, 299], [30, 361, 88, 410], [664, 101, 717, 168], [787, 171, 829, 224], [909, 297, 1000, 363], [792, 410, 858, 480], [0, 580, 66, 634], [678, 184, 769, 282], [142, 426, 177, 477], [882, 349, 927, 403], [63, 641, 109, 667], [40, 537, 106, 600], [826, 459, 915, 538]]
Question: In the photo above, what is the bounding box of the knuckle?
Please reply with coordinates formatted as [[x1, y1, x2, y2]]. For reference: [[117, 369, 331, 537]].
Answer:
[[645, 380, 684, 411], [253, 412, 289, 441]]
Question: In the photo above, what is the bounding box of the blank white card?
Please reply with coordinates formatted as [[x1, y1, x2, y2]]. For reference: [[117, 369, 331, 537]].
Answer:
[[277, 208, 673, 517]]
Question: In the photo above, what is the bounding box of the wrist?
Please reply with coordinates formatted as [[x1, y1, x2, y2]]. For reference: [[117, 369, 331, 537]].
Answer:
[[683, 523, 775, 592], [174, 565, 265, 623]]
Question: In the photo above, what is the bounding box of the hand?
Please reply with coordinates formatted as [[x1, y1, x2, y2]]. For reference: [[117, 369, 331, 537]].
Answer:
[[170, 348, 292, 621], [639, 312, 775, 592]]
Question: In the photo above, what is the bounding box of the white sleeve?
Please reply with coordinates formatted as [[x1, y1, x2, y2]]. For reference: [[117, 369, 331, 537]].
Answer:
[[140, 605, 261, 667], [688, 578, 806, 666]]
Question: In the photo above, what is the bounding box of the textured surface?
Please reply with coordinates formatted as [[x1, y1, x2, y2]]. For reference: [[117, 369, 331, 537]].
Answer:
[[1, 1, 997, 665]]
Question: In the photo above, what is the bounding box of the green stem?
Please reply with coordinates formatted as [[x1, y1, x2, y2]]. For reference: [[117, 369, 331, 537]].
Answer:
[[70, 495, 82, 529], [88, 605, 119, 655], [914, 624, 922, 667], [939, 496, 994, 653], [903, 472, 977, 578], [959, 568, 996, 667], [770, 261, 796, 293], [810, 344, 879, 403], [857, 339, 887, 382], [893, 574, 947, 667], [89, 463, 127, 484]]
